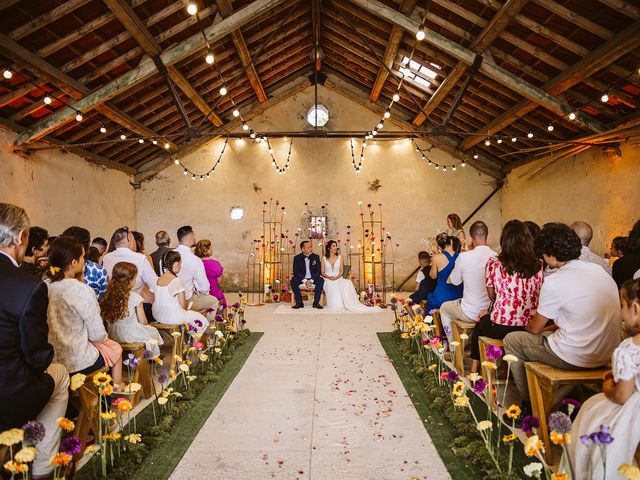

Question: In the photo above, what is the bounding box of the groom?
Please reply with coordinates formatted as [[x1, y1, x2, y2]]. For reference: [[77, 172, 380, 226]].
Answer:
[[291, 240, 324, 309]]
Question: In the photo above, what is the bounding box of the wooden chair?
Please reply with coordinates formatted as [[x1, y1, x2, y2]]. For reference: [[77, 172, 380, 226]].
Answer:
[[119, 342, 153, 403], [152, 323, 184, 373], [431, 309, 444, 337], [72, 366, 109, 460], [451, 319, 475, 375], [478, 337, 505, 407], [525, 362, 609, 463]]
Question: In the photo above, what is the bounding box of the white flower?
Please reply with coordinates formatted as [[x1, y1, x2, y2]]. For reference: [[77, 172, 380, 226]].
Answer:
[[424, 315, 433, 324], [179, 363, 189, 372], [157, 397, 168, 406], [467, 373, 481, 382], [70, 373, 86, 391], [503, 354, 518, 363], [523, 462, 543, 477], [214, 330, 224, 338], [460, 333, 469, 341], [437, 347, 445, 354], [170, 331, 181, 338], [449, 341, 461, 347], [127, 382, 142, 393], [476, 420, 493, 431]]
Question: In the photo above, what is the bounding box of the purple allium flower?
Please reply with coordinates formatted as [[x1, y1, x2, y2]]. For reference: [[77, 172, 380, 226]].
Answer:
[[158, 374, 168, 385], [60, 436, 82, 455], [391, 304, 398, 312], [143, 350, 153, 360], [390, 297, 398, 304], [485, 344, 504, 361], [473, 379, 487, 395], [446, 370, 459, 382], [521, 415, 540, 434], [443, 326, 452, 337], [548, 411, 572, 434], [22, 420, 45, 446]]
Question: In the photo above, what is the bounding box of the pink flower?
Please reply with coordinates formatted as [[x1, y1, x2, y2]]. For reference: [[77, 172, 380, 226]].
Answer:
[[194, 342, 204, 350]]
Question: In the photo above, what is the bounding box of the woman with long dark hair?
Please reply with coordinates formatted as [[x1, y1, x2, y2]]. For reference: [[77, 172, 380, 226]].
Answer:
[[426, 233, 463, 311], [613, 219, 640, 287], [469, 220, 544, 373]]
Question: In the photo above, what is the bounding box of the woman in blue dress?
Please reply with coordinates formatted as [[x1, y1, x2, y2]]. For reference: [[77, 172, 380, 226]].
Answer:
[[427, 233, 463, 311]]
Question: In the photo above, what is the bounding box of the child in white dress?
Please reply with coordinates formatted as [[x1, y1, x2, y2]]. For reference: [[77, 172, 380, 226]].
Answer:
[[567, 278, 640, 479], [152, 251, 209, 335], [100, 262, 163, 358]]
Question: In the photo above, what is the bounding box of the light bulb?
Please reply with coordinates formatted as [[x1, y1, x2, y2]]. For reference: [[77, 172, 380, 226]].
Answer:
[[568, 112, 576, 120], [75, 113, 83, 122], [547, 123, 554, 132], [416, 28, 426, 41], [3, 69, 12, 79], [473, 153, 478, 159], [43, 96, 52, 105], [120, 133, 126, 140], [384, 109, 391, 118], [443, 166, 447, 172], [250, 131, 256, 139], [511, 136, 517, 142], [183, 170, 188, 175], [452, 165, 456, 171], [527, 131, 534, 138], [164, 143, 170, 149], [174, 159, 180, 165], [372, 129, 377, 136], [191, 174, 196, 180], [187, 3, 197, 15], [99, 125, 106, 134], [392, 93, 400, 102], [232, 109, 240, 117], [600, 93, 609, 103], [377, 120, 383, 129], [461, 162, 466, 167], [435, 165, 439, 170], [200, 176, 204, 181], [138, 138, 144, 144], [219, 86, 227, 96], [152, 139, 158, 145], [242, 122, 249, 131], [205, 52, 214, 64], [497, 138, 502, 144], [484, 138, 490, 146]]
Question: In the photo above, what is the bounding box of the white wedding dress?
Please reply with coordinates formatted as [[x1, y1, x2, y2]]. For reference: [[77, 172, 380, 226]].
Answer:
[[323, 256, 381, 313]]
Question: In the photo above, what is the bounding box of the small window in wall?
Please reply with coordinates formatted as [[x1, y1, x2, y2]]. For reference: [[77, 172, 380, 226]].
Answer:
[[230, 207, 244, 220], [398, 56, 440, 91], [310, 216, 327, 239], [307, 105, 329, 127]]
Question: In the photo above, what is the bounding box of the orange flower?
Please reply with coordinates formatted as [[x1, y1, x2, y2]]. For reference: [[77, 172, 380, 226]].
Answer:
[[524, 435, 544, 457], [56, 417, 75, 432], [99, 383, 113, 396], [551, 474, 568, 480], [550, 431, 572, 445], [50, 452, 72, 466], [116, 400, 133, 413], [503, 434, 517, 443], [102, 433, 121, 441], [4, 460, 28, 473]]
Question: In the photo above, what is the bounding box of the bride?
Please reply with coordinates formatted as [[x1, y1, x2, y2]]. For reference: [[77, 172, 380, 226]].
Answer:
[[321, 240, 380, 313]]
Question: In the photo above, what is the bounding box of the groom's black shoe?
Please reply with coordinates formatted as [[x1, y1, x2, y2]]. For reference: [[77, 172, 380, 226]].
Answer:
[[292, 303, 304, 309], [313, 303, 324, 309]]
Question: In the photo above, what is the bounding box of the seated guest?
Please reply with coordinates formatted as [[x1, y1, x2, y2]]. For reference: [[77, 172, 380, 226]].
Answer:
[[608, 235, 626, 265], [426, 233, 463, 311], [613, 220, 640, 288], [133, 230, 154, 268], [19, 226, 49, 277], [152, 251, 209, 334], [62, 226, 108, 298], [174, 226, 219, 312], [567, 278, 640, 480], [194, 239, 228, 314], [504, 223, 621, 418], [46, 237, 124, 389], [469, 220, 543, 373], [440, 221, 496, 338], [150, 230, 172, 276], [446, 213, 466, 245], [409, 251, 436, 304], [91, 236, 108, 259], [524, 220, 541, 244], [86, 245, 102, 264], [103, 227, 158, 315], [571, 220, 611, 274], [291, 240, 324, 309], [101, 262, 163, 358], [0, 203, 69, 480]]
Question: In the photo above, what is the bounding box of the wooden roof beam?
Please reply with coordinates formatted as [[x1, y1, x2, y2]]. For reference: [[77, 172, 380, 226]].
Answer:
[[0, 32, 176, 151], [311, 0, 322, 71], [350, 0, 605, 133], [457, 20, 640, 151], [103, 0, 223, 127], [9, 0, 91, 40], [412, 0, 528, 126], [369, 0, 416, 103], [16, 0, 287, 146]]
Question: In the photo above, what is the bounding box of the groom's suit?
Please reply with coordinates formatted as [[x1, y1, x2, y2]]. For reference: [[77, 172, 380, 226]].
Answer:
[[291, 252, 324, 305]]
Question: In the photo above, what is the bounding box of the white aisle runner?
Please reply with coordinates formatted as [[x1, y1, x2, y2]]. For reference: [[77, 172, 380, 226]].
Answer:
[[170, 305, 451, 480]]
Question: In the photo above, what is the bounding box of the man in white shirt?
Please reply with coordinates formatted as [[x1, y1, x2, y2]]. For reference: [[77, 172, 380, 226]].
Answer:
[[103, 227, 158, 305], [505, 223, 621, 415], [571, 221, 612, 275], [440, 221, 496, 337], [174, 225, 219, 312]]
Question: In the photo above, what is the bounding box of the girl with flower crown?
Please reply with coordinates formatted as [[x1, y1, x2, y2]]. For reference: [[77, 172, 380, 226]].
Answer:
[[566, 278, 640, 479], [46, 237, 125, 389], [100, 261, 163, 357]]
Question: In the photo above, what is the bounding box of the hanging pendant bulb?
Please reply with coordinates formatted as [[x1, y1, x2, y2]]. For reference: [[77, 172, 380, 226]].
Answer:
[[384, 108, 391, 119], [392, 93, 400, 102], [568, 112, 576, 121], [473, 152, 479, 159], [164, 142, 170, 149], [496, 138, 502, 144], [186, 2, 198, 15], [120, 132, 127, 140], [527, 131, 534, 138], [547, 123, 554, 132], [600, 92, 609, 103], [99, 125, 107, 134], [43, 96, 52, 105], [3, 69, 12, 79], [242, 122, 249, 131], [232, 109, 240, 117], [75, 113, 83, 122], [205, 52, 214, 65], [219, 86, 228, 96], [511, 136, 517, 142], [484, 138, 491, 146], [416, 27, 426, 41]]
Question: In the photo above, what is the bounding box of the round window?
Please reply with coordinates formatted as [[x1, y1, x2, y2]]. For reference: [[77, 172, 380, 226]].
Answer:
[[307, 105, 329, 127]]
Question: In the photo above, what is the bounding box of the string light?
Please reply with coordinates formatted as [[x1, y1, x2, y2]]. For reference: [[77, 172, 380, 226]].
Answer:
[[174, 159, 179, 165], [43, 96, 52, 105], [205, 52, 214, 65], [511, 136, 517, 142], [219, 86, 228, 96], [377, 120, 384, 129], [600, 92, 609, 103], [75, 112, 83, 122], [120, 132, 126, 140], [242, 122, 249, 131], [152, 139, 158, 145], [412, 139, 463, 171], [527, 130, 534, 138], [496, 138, 502, 144], [178, 137, 228, 178], [484, 138, 491, 146], [232, 109, 240, 117], [416, 26, 426, 41], [3, 69, 12, 79], [186, 2, 198, 15], [267, 137, 294, 174], [473, 152, 479, 159], [383, 108, 390, 119], [568, 112, 576, 120], [99, 125, 106, 134], [138, 138, 144, 144], [392, 93, 400, 102], [547, 123, 554, 132], [164, 142, 170, 149]]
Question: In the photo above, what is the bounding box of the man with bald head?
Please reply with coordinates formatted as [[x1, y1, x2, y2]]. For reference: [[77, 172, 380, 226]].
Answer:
[[571, 221, 611, 275]]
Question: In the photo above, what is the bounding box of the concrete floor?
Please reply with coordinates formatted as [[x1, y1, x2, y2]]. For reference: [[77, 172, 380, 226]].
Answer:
[[169, 303, 451, 480]]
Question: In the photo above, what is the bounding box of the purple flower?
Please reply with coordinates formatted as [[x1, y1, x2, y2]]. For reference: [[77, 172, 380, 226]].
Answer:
[[22, 420, 45, 446], [580, 435, 591, 446], [194, 319, 203, 328], [215, 314, 224, 323], [548, 411, 572, 434], [521, 415, 540, 434], [485, 344, 504, 361], [561, 398, 582, 409], [446, 370, 459, 382], [60, 436, 82, 455], [589, 425, 614, 445], [123, 353, 140, 369], [232, 303, 240, 309], [143, 350, 153, 360], [158, 374, 168, 385], [390, 297, 398, 304], [473, 379, 487, 395], [443, 325, 452, 337]]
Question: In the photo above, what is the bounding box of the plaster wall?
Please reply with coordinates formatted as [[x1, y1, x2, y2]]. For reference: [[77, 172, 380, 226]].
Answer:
[[0, 130, 136, 238], [502, 143, 640, 256], [136, 85, 502, 289]]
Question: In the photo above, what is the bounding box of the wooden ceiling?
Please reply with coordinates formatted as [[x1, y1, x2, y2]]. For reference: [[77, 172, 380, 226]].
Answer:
[[0, 0, 638, 181]]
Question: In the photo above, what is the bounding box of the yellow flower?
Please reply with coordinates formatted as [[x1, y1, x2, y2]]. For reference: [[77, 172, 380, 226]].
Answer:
[[99, 383, 113, 396], [185, 359, 192, 366], [481, 361, 497, 370], [157, 397, 168, 406], [50, 452, 72, 466], [226, 325, 237, 333], [503, 434, 517, 443], [124, 434, 142, 444], [428, 364, 437, 371], [414, 315, 424, 323], [173, 355, 183, 363], [400, 333, 409, 339], [169, 370, 177, 380], [524, 435, 544, 457], [171, 392, 182, 398], [153, 357, 163, 366], [187, 347, 196, 353], [83, 444, 100, 456], [14, 447, 36, 463], [49, 266, 60, 276], [0, 428, 24, 446], [3, 460, 28, 473], [179, 363, 190, 373], [551, 432, 571, 445], [92, 372, 112, 387], [454, 396, 470, 408], [551, 474, 568, 480], [127, 382, 142, 393], [186, 375, 197, 382], [198, 353, 209, 362], [452, 381, 465, 397], [409, 331, 418, 337], [477, 420, 493, 431], [116, 400, 133, 413], [56, 417, 75, 432], [506, 404, 522, 420], [100, 411, 117, 421], [214, 348, 222, 354], [619, 464, 640, 480], [102, 433, 121, 441], [70, 373, 86, 391]]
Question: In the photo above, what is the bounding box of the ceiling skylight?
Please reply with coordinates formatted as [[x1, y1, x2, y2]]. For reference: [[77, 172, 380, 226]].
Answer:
[[398, 56, 441, 90]]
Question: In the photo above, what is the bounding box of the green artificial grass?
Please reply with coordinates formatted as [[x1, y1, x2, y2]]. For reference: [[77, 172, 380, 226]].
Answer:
[[75, 331, 262, 480]]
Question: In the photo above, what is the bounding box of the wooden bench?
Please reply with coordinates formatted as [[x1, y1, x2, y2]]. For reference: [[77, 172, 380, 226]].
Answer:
[[478, 337, 504, 407], [152, 323, 184, 373], [72, 366, 109, 460], [119, 342, 153, 403], [525, 361, 609, 463], [290, 284, 326, 305], [451, 319, 475, 375], [431, 310, 444, 337]]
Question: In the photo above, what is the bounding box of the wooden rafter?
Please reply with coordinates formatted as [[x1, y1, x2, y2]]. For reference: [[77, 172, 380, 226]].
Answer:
[[0, 32, 177, 151], [368, 0, 416, 103], [412, 0, 528, 126], [457, 20, 640, 151], [103, 0, 223, 127], [311, 0, 322, 71], [9, 0, 91, 41], [15, 0, 288, 146]]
